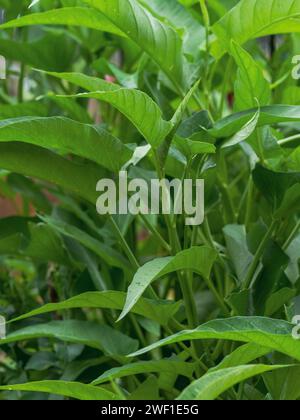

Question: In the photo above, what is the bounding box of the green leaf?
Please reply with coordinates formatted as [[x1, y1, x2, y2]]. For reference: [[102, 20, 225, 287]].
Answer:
[[177, 365, 285, 400], [174, 136, 216, 158], [212, 0, 300, 57], [0, 116, 131, 172], [39, 215, 130, 271], [0, 218, 75, 266], [119, 246, 217, 321], [45, 94, 93, 124], [0, 143, 102, 204], [212, 343, 271, 372], [83, 0, 186, 90], [0, 381, 117, 401], [221, 109, 260, 149], [274, 184, 300, 220], [253, 241, 290, 314], [129, 376, 160, 400], [92, 359, 194, 385], [0, 31, 77, 72], [230, 41, 271, 111], [24, 222, 75, 266], [264, 366, 300, 400], [223, 225, 253, 283], [253, 164, 300, 215], [10, 291, 181, 326], [0, 101, 48, 119], [210, 105, 300, 139], [1, 320, 138, 356], [171, 80, 201, 128], [46, 71, 172, 147], [265, 288, 296, 317], [130, 317, 300, 361], [139, 0, 205, 55], [0, 7, 124, 37]]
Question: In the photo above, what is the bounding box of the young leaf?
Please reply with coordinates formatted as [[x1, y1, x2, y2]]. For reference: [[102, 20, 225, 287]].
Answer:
[[230, 41, 271, 111], [119, 246, 217, 321], [174, 136, 216, 158], [221, 109, 260, 149], [210, 105, 300, 138]]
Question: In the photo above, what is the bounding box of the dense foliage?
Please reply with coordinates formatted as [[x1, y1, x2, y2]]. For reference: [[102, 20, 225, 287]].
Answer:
[[0, 0, 300, 401]]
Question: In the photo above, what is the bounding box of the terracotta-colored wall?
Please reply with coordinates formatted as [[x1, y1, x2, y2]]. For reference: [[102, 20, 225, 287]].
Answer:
[[0, 196, 21, 217]]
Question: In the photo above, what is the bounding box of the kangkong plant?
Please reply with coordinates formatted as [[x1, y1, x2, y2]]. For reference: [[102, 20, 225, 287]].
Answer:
[[0, 0, 299, 401]]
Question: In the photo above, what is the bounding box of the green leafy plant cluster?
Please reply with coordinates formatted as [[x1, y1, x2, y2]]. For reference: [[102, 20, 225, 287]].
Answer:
[[0, 0, 299, 401]]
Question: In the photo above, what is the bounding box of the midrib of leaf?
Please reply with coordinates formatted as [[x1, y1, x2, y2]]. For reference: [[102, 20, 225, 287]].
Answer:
[[177, 365, 287, 400], [251, 14, 300, 39], [84, 0, 185, 93], [130, 317, 300, 361], [213, 0, 300, 55]]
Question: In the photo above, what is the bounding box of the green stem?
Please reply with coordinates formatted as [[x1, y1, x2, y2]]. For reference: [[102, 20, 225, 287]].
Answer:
[[109, 216, 140, 271], [179, 275, 198, 329], [245, 178, 254, 228], [201, 220, 230, 314], [18, 63, 25, 103], [283, 220, 300, 250], [278, 134, 300, 147], [110, 380, 126, 400], [139, 214, 171, 253], [154, 152, 182, 253], [154, 152, 199, 334], [18, 28, 28, 103], [130, 314, 147, 347], [218, 58, 233, 119], [199, 0, 211, 113], [243, 220, 277, 290], [109, 216, 159, 301]]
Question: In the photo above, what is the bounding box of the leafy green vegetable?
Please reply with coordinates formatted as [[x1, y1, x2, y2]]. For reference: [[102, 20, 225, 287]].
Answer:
[[130, 317, 300, 361], [119, 246, 217, 320], [0, 320, 138, 356], [212, 0, 300, 57], [83, 0, 186, 91], [0, 381, 117, 400], [230, 41, 270, 111], [0, 116, 131, 171], [10, 291, 181, 325], [0, 0, 300, 402], [177, 365, 286, 400], [93, 359, 194, 385], [0, 6, 124, 37]]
